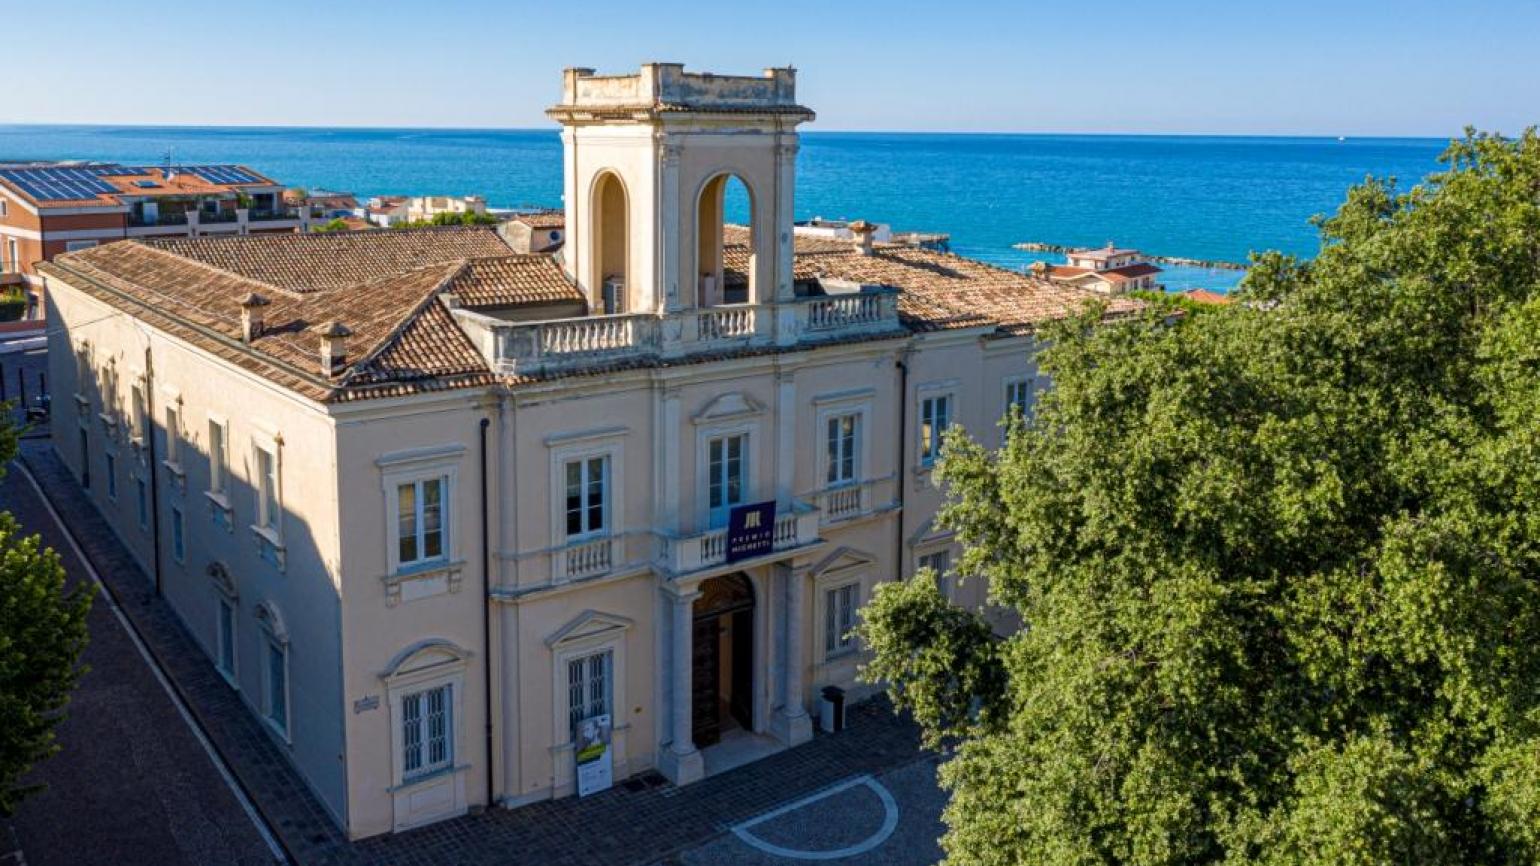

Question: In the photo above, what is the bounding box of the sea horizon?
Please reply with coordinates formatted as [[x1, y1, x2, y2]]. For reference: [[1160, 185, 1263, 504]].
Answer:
[[0, 124, 1458, 292]]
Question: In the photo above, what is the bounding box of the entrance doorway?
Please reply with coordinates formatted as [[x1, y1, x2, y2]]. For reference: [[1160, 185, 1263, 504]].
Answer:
[[691, 572, 754, 748]]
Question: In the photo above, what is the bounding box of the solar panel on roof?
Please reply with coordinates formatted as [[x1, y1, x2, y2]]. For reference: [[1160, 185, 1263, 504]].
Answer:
[[0, 167, 120, 201], [180, 165, 266, 185]]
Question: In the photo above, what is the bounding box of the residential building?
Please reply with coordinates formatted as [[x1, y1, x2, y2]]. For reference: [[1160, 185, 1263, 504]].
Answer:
[[0, 162, 306, 316], [288, 188, 360, 219], [499, 210, 566, 253], [362, 195, 410, 227], [406, 195, 488, 223], [42, 62, 1134, 839], [1035, 241, 1162, 293]]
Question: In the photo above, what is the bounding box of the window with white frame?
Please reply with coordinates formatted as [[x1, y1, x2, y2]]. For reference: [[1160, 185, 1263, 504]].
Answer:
[[826, 413, 859, 486], [401, 684, 453, 778], [566, 649, 612, 738], [265, 638, 288, 734], [706, 433, 745, 528], [919, 394, 952, 467], [396, 476, 447, 568], [563, 455, 608, 539], [208, 418, 228, 495], [5, 238, 16, 273], [254, 441, 280, 532], [0, 198, 7, 218], [171, 504, 185, 562], [825, 582, 859, 656], [1005, 379, 1032, 420], [216, 597, 237, 681]]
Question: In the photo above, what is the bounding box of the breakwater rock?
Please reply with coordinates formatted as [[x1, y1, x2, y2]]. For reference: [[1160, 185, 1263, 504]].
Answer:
[[1013, 241, 1248, 271]]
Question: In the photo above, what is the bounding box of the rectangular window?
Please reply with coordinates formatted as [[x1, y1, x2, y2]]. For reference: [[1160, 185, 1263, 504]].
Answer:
[[566, 650, 612, 738], [255, 444, 280, 531], [5, 238, 17, 273], [396, 476, 447, 568], [171, 504, 185, 562], [402, 683, 453, 779], [65, 240, 97, 252], [217, 598, 236, 679], [105, 451, 117, 500], [208, 420, 227, 494], [266, 640, 287, 732], [707, 434, 745, 528], [130, 384, 147, 446], [136, 477, 148, 529], [563, 456, 608, 538], [826, 414, 859, 486], [1005, 380, 1031, 420], [164, 405, 181, 466], [920, 549, 952, 595], [825, 583, 858, 655], [79, 428, 91, 489], [919, 395, 952, 466]]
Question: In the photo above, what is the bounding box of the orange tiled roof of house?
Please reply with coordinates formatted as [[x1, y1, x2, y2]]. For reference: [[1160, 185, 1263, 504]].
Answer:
[[725, 226, 1138, 336], [1182, 288, 1232, 305], [512, 210, 566, 230], [41, 224, 1136, 403]]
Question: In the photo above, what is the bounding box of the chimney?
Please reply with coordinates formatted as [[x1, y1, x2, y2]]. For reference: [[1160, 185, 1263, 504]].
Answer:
[[238, 292, 271, 342], [848, 219, 877, 256], [315, 320, 353, 374]]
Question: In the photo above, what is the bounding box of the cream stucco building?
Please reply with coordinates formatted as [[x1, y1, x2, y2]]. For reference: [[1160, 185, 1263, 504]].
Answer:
[[41, 63, 1135, 839]]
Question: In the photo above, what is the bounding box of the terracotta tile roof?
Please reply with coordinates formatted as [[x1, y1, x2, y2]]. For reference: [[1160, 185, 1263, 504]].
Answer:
[[42, 223, 1138, 405], [443, 255, 583, 307], [512, 210, 566, 230], [725, 226, 1138, 335], [42, 242, 468, 402], [151, 226, 516, 293], [1070, 244, 1141, 260], [1182, 288, 1231, 305]]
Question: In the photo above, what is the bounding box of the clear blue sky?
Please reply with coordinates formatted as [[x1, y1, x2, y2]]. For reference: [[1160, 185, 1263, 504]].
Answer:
[[7, 0, 1536, 135]]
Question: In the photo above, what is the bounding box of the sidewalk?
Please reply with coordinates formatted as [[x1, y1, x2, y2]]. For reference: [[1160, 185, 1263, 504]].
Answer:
[[18, 441, 927, 866]]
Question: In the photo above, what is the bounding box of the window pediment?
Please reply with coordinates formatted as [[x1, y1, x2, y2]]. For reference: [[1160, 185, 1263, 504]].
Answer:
[[692, 392, 763, 425], [545, 609, 634, 649], [380, 638, 472, 680], [809, 545, 876, 579]]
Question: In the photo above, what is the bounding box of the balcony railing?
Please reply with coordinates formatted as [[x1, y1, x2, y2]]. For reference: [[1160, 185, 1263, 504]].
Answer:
[[807, 476, 899, 527], [248, 207, 300, 221], [201, 209, 239, 224], [129, 211, 189, 227], [557, 535, 614, 582], [662, 503, 820, 576], [453, 289, 902, 377]]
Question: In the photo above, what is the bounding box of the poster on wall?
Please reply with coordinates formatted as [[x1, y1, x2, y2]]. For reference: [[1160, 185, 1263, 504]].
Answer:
[[576, 713, 613, 797], [726, 501, 777, 562]]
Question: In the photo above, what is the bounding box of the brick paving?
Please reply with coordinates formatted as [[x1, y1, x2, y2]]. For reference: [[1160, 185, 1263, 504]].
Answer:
[[17, 441, 929, 866]]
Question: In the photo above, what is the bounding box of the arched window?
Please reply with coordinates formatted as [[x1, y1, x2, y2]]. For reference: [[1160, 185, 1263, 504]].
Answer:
[[590, 172, 629, 314], [696, 173, 755, 307]]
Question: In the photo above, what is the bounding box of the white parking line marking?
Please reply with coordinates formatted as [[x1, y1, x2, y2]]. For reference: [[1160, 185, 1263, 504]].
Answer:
[[15, 461, 289, 864], [730, 774, 900, 861]]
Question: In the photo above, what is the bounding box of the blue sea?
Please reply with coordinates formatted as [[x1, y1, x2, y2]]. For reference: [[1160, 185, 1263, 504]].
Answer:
[[0, 126, 1453, 292]]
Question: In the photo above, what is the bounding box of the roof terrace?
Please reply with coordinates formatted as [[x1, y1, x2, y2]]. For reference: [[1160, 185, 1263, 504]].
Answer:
[[550, 63, 811, 119]]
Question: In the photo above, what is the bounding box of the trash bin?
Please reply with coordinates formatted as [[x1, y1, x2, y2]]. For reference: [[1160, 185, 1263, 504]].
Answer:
[[820, 685, 846, 733]]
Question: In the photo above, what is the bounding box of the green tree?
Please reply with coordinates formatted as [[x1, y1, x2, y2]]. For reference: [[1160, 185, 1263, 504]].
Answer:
[[313, 217, 352, 233], [0, 428, 91, 815], [398, 210, 499, 229], [859, 130, 1540, 865]]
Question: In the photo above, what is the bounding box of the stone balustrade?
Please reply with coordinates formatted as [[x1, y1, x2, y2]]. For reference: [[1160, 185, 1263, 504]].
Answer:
[[452, 291, 902, 377], [662, 505, 820, 577]]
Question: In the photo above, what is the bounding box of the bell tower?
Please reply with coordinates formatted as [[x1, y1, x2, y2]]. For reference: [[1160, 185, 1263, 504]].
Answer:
[[547, 63, 814, 315]]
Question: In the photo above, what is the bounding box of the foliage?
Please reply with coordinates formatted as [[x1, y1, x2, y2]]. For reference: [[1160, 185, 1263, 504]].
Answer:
[[313, 217, 352, 233], [397, 210, 498, 229], [0, 432, 90, 814], [1127, 288, 1222, 317], [858, 129, 1540, 865]]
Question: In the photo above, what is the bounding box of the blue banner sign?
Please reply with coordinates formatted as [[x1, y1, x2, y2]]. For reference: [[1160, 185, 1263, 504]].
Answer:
[[726, 501, 777, 563]]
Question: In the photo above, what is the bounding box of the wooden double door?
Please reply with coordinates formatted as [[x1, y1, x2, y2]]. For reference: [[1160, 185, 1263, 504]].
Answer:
[[691, 572, 754, 748]]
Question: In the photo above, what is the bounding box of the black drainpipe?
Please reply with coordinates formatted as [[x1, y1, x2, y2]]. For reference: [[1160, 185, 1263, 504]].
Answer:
[[479, 416, 494, 810], [144, 345, 164, 596], [894, 351, 909, 577]]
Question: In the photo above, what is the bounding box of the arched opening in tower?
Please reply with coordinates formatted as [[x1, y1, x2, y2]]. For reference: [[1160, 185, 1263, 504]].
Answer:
[[697, 173, 754, 307], [591, 171, 629, 314]]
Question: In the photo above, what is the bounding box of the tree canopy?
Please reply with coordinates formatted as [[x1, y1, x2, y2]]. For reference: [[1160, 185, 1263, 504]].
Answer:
[[859, 130, 1540, 865], [0, 420, 90, 814]]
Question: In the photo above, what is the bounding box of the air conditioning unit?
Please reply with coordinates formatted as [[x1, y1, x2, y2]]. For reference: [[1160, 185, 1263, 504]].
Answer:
[[601, 278, 626, 315]]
